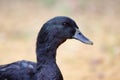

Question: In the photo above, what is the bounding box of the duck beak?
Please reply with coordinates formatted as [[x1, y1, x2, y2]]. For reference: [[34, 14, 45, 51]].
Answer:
[[72, 28, 93, 45]]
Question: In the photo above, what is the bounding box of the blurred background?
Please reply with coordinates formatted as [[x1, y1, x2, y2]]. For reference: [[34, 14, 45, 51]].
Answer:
[[0, 0, 120, 80]]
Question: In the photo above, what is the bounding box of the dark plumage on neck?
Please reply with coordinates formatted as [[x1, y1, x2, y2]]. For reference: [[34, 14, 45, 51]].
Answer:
[[36, 22, 66, 67], [35, 22, 65, 80]]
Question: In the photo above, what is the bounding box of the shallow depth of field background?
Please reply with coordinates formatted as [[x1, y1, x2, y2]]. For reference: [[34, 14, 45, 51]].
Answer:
[[0, 0, 120, 80]]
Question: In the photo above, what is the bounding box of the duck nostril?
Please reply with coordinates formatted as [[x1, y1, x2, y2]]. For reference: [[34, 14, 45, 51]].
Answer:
[[78, 33, 81, 35]]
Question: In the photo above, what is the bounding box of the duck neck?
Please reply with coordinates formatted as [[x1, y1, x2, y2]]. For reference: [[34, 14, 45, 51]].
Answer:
[[36, 37, 66, 67]]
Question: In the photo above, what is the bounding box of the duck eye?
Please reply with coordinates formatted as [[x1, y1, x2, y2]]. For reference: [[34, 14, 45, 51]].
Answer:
[[62, 22, 70, 26]]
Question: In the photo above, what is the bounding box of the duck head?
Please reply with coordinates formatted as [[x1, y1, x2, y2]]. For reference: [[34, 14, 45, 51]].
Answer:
[[37, 16, 93, 49]]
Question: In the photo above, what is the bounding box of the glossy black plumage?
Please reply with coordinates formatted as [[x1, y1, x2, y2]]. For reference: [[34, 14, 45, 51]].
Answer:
[[0, 60, 36, 80], [0, 16, 93, 80]]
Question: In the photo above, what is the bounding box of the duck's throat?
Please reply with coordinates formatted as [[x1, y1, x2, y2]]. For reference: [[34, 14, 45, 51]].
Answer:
[[35, 37, 65, 80], [36, 38, 66, 66], [36, 46, 56, 66]]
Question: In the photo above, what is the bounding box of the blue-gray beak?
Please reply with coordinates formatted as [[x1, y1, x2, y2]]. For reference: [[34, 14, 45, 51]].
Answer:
[[73, 28, 93, 45]]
